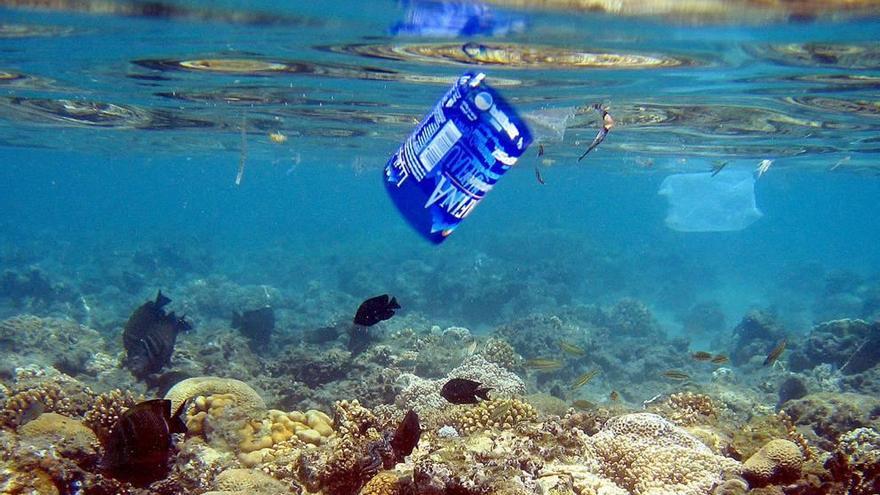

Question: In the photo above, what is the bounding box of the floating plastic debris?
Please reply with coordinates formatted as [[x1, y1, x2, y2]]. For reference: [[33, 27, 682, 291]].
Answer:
[[384, 72, 532, 243], [658, 171, 763, 232], [391, 0, 525, 38]]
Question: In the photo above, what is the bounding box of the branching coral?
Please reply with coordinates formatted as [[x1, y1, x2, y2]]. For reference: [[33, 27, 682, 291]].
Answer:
[[480, 338, 521, 371], [82, 388, 143, 440], [0, 370, 93, 429], [663, 392, 717, 426], [447, 398, 537, 435]]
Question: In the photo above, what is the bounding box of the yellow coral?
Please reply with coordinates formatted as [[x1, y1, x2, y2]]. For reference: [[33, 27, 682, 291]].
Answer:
[[742, 439, 803, 486], [17, 413, 97, 457], [1, 382, 78, 428], [451, 398, 538, 434], [165, 376, 266, 413], [360, 471, 400, 495]]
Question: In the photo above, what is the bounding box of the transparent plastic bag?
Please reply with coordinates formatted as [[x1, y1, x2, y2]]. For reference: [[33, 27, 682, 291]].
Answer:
[[658, 171, 762, 232]]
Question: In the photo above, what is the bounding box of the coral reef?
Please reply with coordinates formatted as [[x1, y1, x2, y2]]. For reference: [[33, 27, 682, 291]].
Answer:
[[446, 398, 538, 435], [729, 311, 787, 366], [782, 392, 880, 447], [742, 439, 804, 487], [585, 413, 742, 495], [165, 376, 267, 413], [396, 355, 526, 414], [789, 319, 880, 380]]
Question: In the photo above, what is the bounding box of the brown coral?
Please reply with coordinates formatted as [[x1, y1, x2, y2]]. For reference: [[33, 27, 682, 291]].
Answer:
[[165, 376, 266, 413], [481, 338, 521, 371], [742, 439, 804, 487], [82, 388, 143, 440], [360, 471, 400, 495], [664, 392, 717, 426], [1, 380, 84, 428], [448, 398, 538, 435], [18, 413, 97, 458]]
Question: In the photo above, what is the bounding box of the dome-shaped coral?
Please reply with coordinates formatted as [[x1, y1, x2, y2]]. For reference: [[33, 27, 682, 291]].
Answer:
[[742, 438, 803, 487], [18, 412, 97, 458], [165, 376, 266, 413], [586, 413, 742, 495]]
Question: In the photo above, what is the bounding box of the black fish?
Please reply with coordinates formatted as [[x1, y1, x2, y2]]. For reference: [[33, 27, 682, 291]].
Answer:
[[99, 399, 187, 487], [231, 306, 274, 350], [353, 294, 400, 327], [390, 410, 421, 460], [440, 378, 492, 405], [123, 291, 192, 379]]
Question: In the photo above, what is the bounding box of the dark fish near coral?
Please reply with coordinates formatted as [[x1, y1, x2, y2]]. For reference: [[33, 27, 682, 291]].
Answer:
[[764, 338, 787, 366], [609, 390, 619, 402], [122, 291, 191, 379], [231, 306, 274, 350], [710, 354, 730, 365], [571, 369, 599, 390], [353, 294, 400, 327], [390, 409, 421, 459], [662, 370, 691, 381], [692, 351, 713, 362], [99, 398, 187, 487], [559, 340, 586, 357], [440, 378, 492, 405]]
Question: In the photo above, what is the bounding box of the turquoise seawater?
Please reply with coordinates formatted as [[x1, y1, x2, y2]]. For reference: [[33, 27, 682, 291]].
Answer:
[[2, 1, 878, 335], [2, 2, 880, 494]]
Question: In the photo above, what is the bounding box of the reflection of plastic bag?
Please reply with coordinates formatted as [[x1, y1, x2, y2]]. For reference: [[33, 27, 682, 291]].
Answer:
[[658, 171, 762, 232], [391, 0, 525, 37], [521, 107, 575, 143]]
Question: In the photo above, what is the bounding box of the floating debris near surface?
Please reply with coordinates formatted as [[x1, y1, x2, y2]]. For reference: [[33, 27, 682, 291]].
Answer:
[[578, 103, 614, 161], [535, 166, 546, 185], [319, 42, 700, 69], [235, 117, 247, 185], [710, 160, 729, 177], [756, 158, 773, 179], [268, 131, 288, 144]]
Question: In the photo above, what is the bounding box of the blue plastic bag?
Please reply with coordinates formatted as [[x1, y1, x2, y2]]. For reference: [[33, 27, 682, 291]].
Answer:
[[384, 73, 532, 243]]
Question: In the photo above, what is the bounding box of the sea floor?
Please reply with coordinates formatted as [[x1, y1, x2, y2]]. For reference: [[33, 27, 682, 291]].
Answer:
[[0, 241, 878, 495]]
